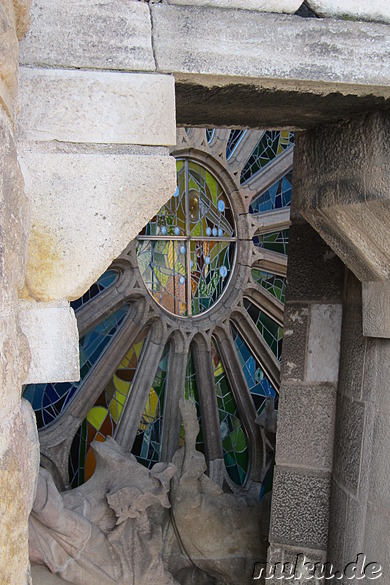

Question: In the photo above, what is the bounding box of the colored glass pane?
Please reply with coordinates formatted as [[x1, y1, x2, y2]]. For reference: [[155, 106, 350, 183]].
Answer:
[[137, 159, 236, 317], [253, 229, 289, 256], [132, 343, 170, 468], [226, 129, 247, 160], [241, 131, 294, 184], [251, 269, 286, 305], [23, 305, 130, 430], [180, 347, 204, 452], [231, 323, 277, 414], [206, 129, 215, 143], [249, 171, 293, 213], [244, 299, 283, 362], [70, 269, 118, 311], [211, 340, 249, 486], [68, 329, 148, 487]]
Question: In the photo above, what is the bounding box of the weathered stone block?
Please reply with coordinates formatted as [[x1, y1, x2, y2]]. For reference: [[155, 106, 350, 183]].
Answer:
[[307, 0, 390, 24], [328, 479, 347, 571], [166, 0, 302, 12], [364, 503, 389, 581], [286, 222, 344, 302], [281, 303, 309, 382], [270, 467, 330, 549], [276, 383, 336, 470], [362, 281, 390, 338], [369, 411, 390, 510], [306, 304, 342, 383], [18, 145, 177, 301], [17, 68, 176, 146], [333, 394, 365, 495], [294, 112, 390, 282], [19, 300, 79, 384], [152, 5, 390, 89], [19, 0, 155, 71]]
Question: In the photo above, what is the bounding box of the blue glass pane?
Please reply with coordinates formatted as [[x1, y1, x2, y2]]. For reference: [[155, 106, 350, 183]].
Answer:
[[231, 323, 277, 414], [226, 130, 246, 160], [71, 270, 118, 311], [23, 305, 130, 429], [250, 172, 293, 213]]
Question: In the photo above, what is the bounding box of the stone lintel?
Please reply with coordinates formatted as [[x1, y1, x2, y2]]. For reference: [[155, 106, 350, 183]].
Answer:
[[165, 0, 302, 12], [362, 281, 390, 338], [152, 5, 390, 128], [18, 68, 176, 146], [19, 300, 79, 383]]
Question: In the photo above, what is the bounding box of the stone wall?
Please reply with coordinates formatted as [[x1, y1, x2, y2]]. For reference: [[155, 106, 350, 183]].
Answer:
[[0, 1, 40, 583], [267, 204, 344, 582]]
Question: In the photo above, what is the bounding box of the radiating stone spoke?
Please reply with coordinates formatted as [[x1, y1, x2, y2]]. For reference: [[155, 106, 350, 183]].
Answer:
[[248, 207, 291, 238], [192, 333, 224, 464], [251, 246, 288, 275], [227, 130, 264, 177], [241, 147, 294, 204], [212, 326, 264, 480], [231, 309, 280, 389], [243, 278, 284, 326]]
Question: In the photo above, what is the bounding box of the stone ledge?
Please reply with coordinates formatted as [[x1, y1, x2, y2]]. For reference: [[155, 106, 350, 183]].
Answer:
[[306, 0, 390, 24], [19, 300, 79, 384], [17, 68, 176, 146], [19, 0, 155, 71], [152, 5, 390, 90], [165, 0, 302, 12], [18, 145, 177, 301]]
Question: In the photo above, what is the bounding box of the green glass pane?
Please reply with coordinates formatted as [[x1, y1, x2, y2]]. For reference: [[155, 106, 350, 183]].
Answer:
[[251, 269, 286, 305], [244, 299, 283, 362], [211, 340, 249, 486], [181, 347, 205, 452], [132, 342, 170, 468]]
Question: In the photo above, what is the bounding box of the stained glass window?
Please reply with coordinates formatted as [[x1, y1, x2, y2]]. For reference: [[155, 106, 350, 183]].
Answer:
[[180, 347, 205, 453], [226, 129, 247, 160], [249, 171, 293, 213], [68, 329, 148, 487], [206, 129, 215, 144], [253, 229, 289, 256], [231, 323, 277, 414], [251, 269, 286, 305], [211, 340, 249, 486], [241, 131, 294, 185], [244, 299, 283, 362], [137, 159, 236, 317], [70, 269, 118, 311], [24, 305, 130, 429], [132, 342, 170, 468]]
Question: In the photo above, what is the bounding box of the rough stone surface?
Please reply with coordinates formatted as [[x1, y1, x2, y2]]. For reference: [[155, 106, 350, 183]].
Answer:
[[306, 304, 342, 383], [294, 112, 390, 282], [17, 68, 176, 146], [19, 0, 155, 71], [18, 145, 177, 301], [166, 0, 302, 12], [12, 0, 32, 40], [276, 383, 336, 471], [29, 402, 264, 585], [270, 467, 330, 550], [0, 0, 21, 122], [364, 503, 390, 581], [332, 395, 365, 496], [19, 300, 79, 384], [281, 304, 309, 382], [307, 0, 390, 24], [362, 281, 390, 338], [32, 566, 70, 584], [286, 222, 344, 302], [152, 5, 390, 90]]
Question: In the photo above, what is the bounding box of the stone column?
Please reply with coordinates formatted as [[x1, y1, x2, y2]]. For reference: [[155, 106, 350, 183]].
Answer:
[[0, 1, 41, 584], [266, 209, 344, 582], [287, 111, 390, 581]]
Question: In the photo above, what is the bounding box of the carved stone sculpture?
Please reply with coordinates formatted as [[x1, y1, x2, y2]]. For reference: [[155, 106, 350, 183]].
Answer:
[[29, 400, 265, 585]]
